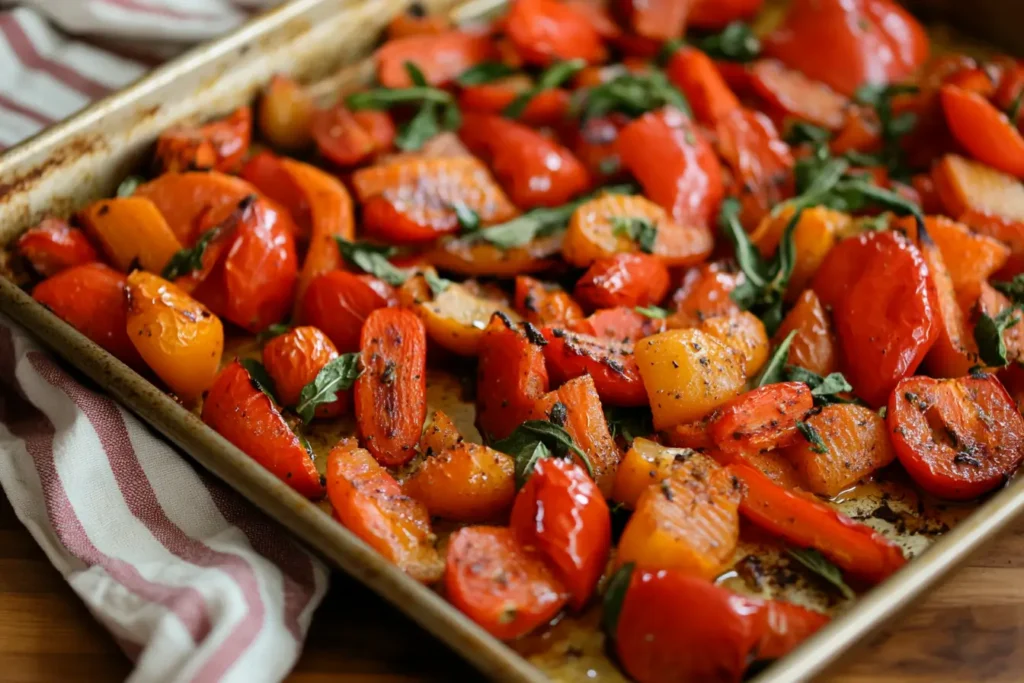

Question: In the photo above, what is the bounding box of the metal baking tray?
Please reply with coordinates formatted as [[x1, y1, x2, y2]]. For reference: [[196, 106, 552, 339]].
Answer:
[[1, 1, 1022, 681]]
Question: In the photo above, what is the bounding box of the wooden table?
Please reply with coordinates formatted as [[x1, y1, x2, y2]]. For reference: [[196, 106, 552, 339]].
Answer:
[[3, 490, 1023, 683]]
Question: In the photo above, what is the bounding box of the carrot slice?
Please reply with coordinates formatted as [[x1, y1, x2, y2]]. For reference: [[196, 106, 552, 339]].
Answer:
[[354, 308, 427, 466], [445, 526, 568, 639], [940, 85, 1024, 178], [327, 443, 441, 582], [404, 441, 515, 522], [749, 59, 848, 129]]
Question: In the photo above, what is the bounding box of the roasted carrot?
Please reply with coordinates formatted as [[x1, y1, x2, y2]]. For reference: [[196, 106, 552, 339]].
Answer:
[[666, 48, 741, 125], [327, 442, 441, 581], [940, 84, 1024, 178], [918, 231, 977, 378], [354, 308, 428, 466], [511, 457, 611, 609], [202, 360, 322, 498], [426, 234, 560, 277]]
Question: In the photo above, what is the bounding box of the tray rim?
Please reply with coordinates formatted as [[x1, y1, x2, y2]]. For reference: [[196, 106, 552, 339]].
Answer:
[[1, 1, 1024, 682]]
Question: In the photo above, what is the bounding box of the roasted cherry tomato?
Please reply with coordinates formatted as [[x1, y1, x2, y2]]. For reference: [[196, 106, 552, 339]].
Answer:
[[505, 0, 607, 66], [262, 326, 348, 418], [813, 230, 939, 407], [301, 271, 397, 353], [155, 106, 251, 174], [17, 218, 98, 277], [511, 457, 611, 610], [311, 106, 396, 168], [888, 373, 1024, 500], [609, 567, 829, 683], [573, 253, 671, 311]]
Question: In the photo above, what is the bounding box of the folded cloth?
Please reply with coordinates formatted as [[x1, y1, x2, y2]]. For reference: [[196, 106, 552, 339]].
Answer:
[[0, 3, 331, 682]]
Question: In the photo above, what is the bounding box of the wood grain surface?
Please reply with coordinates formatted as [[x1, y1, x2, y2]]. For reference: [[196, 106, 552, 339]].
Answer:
[[2, 488, 1023, 683]]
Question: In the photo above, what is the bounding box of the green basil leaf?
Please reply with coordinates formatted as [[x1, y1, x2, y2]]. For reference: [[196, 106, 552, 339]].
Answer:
[[335, 238, 408, 286], [514, 441, 551, 489], [116, 175, 145, 198], [787, 547, 855, 600], [504, 59, 585, 119], [785, 122, 831, 146], [256, 322, 291, 344], [404, 61, 429, 87], [719, 197, 768, 288], [456, 61, 518, 86], [634, 305, 669, 319], [796, 420, 829, 454], [853, 83, 920, 178], [974, 307, 1021, 368], [785, 365, 854, 405], [452, 200, 481, 233], [295, 353, 362, 423], [492, 419, 593, 485], [240, 358, 277, 402], [162, 227, 218, 280], [755, 330, 798, 388], [1006, 87, 1024, 124], [611, 215, 658, 253], [993, 274, 1024, 306], [579, 69, 691, 121], [395, 100, 441, 151], [601, 562, 635, 639], [423, 270, 453, 296], [345, 87, 453, 110], [655, 38, 685, 67], [697, 21, 761, 62]]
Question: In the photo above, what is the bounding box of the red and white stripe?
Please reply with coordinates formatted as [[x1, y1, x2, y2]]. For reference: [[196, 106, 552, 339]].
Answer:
[[0, 315, 328, 682], [0, 1, 278, 150]]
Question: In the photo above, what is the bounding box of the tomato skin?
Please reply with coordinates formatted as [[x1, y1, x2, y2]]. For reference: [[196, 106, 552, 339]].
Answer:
[[888, 374, 1024, 500], [614, 0, 697, 41], [32, 263, 143, 369], [574, 253, 670, 311], [201, 360, 323, 499], [541, 327, 648, 407], [617, 107, 724, 229], [570, 306, 666, 342], [476, 315, 550, 440], [458, 113, 591, 208], [311, 106, 395, 168], [514, 275, 584, 327], [813, 231, 940, 407], [505, 0, 607, 66], [262, 326, 348, 417], [155, 106, 251, 174], [458, 79, 571, 126], [614, 569, 829, 683], [668, 261, 742, 328], [354, 308, 428, 467], [240, 151, 312, 238], [708, 382, 813, 454], [665, 48, 740, 125], [188, 197, 298, 333], [730, 462, 907, 583], [689, 0, 764, 29], [570, 114, 628, 182], [134, 171, 257, 246], [762, 0, 929, 97], [511, 458, 611, 610], [300, 271, 397, 353], [376, 31, 495, 87], [17, 218, 98, 277]]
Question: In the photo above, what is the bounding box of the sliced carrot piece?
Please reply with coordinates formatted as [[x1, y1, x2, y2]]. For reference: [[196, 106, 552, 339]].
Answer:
[[327, 443, 441, 582], [514, 276, 584, 327], [932, 154, 1024, 225], [749, 59, 848, 130], [426, 234, 560, 277], [617, 453, 741, 578], [404, 442, 515, 522], [354, 308, 427, 467], [445, 526, 568, 639], [940, 84, 1024, 178]]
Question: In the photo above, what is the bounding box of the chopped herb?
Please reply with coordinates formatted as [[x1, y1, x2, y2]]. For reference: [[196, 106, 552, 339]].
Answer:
[[785, 366, 855, 405], [974, 306, 1021, 368], [452, 201, 481, 233], [993, 274, 1024, 306], [696, 21, 761, 62], [423, 270, 453, 296], [601, 562, 635, 638], [604, 406, 653, 445], [456, 61, 517, 86], [655, 38, 685, 67], [162, 227, 218, 280], [347, 62, 460, 151], [116, 175, 145, 197], [852, 83, 920, 177], [472, 183, 636, 249], [878, 406, 888, 419], [598, 156, 621, 176], [492, 419, 593, 487], [660, 478, 674, 500], [577, 69, 691, 121], [787, 548, 855, 599], [859, 213, 891, 232], [380, 359, 398, 385], [295, 353, 362, 423], [240, 358, 277, 402], [256, 322, 291, 343], [549, 401, 568, 427], [796, 420, 829, 454], [504, 59, 585, 119], [611, 215, 658, 253], [755, 330, 797, 387], [334, 238, 408, 286], [785, 121, 831, 146], [634, 304, 670, 319], [1006, 87, 1024, 124]]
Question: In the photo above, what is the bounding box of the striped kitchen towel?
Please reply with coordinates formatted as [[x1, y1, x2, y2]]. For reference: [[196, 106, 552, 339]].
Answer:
[[0, 3, 331, 683]]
